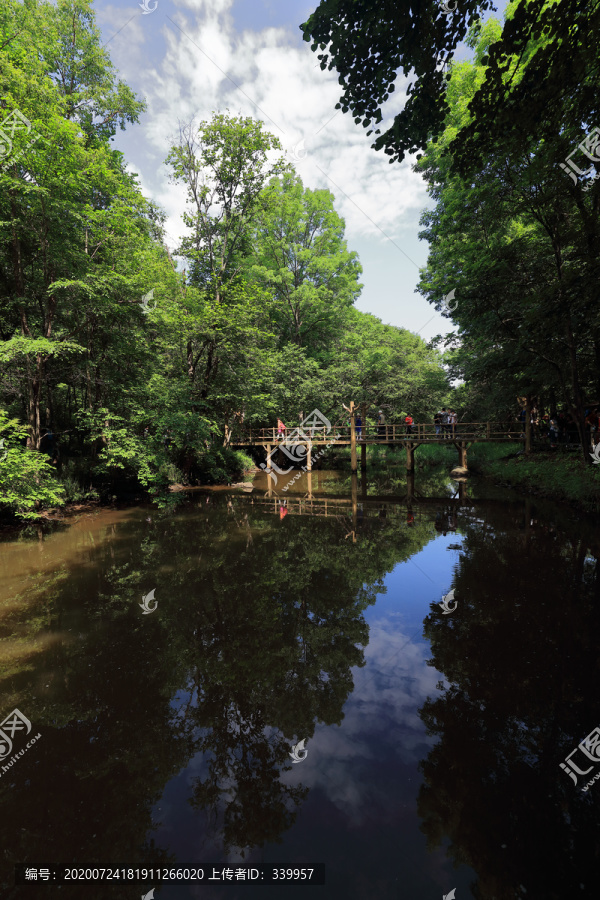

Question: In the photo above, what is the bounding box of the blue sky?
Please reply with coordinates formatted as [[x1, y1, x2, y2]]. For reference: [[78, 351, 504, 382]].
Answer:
[[93, 0, 506, 340]]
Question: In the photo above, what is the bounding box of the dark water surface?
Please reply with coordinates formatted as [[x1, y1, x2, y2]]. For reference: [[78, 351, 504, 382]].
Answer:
[[1, 469, 600, 899]]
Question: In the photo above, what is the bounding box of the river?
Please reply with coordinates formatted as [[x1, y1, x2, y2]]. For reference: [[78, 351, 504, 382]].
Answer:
[[1, 468, 598, 899]]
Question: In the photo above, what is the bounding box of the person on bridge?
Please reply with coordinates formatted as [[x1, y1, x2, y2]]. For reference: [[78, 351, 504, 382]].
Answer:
[[277, 418, 286, 439], [405, 414, 414, 436], [449, 409, 457, 436], [377, 410, 386, 439], [356, 414, 362, 440], [434, 410, 442, 437], [440, 408, 450, 438]]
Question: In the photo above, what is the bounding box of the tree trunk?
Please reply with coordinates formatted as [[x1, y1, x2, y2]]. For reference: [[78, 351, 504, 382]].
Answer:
[[564, 320, 590, 464]]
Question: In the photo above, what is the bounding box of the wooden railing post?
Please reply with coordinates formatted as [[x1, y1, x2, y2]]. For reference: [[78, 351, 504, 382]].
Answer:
[[486, 422, 490, 440]]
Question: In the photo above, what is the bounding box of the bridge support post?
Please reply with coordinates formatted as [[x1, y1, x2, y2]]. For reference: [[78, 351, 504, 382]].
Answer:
[[458, 442, 468, 469], [406, 442, 415, 473], [349, 401, 357, 473], [266, 444, 273, 496], [306, 442, 312, 471]]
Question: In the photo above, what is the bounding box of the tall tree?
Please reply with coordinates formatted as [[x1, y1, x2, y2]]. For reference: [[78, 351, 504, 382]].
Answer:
[[247, 171, 363, 353], [0, 0, 147, 448], [416, 19, 600, 460]]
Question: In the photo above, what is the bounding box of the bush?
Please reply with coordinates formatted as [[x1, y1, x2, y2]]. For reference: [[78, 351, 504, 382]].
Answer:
[[194, 448, 255, 484], [0, 411, 65, 520]]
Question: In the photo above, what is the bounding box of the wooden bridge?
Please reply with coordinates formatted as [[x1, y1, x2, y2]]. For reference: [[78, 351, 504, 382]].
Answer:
[[228, 404, 525, 473]]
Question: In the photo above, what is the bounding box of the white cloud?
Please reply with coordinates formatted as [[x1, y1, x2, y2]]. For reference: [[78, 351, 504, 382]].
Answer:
[[281, 614, 442, 825], [102, 0, 427, 250]]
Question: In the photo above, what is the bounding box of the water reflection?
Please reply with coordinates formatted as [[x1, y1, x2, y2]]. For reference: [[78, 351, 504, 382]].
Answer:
[[0, 473, 598, 898], [419, 495, 600, 900]]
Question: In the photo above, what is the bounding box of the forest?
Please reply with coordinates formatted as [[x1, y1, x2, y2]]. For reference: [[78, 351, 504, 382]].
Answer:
[[1, 0, 600, 520]]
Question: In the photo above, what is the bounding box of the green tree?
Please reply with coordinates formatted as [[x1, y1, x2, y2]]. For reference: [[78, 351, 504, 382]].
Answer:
[[0, 0, 147, 450], [416, 20, 600, 460], [248, 171, 363, 352]]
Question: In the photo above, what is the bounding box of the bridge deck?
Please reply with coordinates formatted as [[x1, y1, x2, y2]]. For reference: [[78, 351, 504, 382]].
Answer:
[[229, 422, 524, 447]]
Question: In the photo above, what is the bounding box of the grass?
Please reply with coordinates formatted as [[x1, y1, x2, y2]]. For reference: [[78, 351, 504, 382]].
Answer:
[[468, 443, 600, 510], [327, 438, 600, 510], [330, 440, 458, 470]]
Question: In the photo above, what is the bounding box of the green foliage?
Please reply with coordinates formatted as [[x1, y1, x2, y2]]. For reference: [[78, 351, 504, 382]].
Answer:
[[300, 0, 495, 165], [0, 411, 65, 519], [194, 448, 254, 485], [417, 18, 600, 463], [0, 1, 450, 512], [247, 171, 363, 351], [316, 310, 450, 420], [300, 0, 596, 177]]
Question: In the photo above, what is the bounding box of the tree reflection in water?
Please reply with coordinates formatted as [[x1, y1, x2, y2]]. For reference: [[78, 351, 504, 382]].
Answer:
[[419, 498, 600, 899], [3, 483, 597, 898], [0, 487, 437, 894]]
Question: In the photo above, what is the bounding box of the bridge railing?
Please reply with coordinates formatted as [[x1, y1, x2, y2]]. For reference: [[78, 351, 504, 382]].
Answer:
[[229, 422, 525, 444]]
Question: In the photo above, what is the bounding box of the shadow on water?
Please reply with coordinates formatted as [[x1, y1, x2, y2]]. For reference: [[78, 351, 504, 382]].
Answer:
[[0, 468, 599, 898]]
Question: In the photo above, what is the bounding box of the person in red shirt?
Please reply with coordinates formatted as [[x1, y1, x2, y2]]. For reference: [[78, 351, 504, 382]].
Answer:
[[405, 414, 414, 436], [277, 418, 286, 438]]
